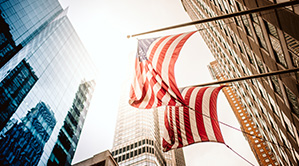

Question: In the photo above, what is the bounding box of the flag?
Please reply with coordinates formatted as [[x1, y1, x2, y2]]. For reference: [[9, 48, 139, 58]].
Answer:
[[162, 85, 225, 152], [129, 31, 197, 109]]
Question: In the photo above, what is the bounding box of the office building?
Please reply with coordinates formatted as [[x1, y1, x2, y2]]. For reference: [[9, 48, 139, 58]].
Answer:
[[181, 0, 299, 165], [0, 0, 63, 68], [209, 61, 277, 165], [48, 80, 96, 165], [0, 0, 96, 165], [0, 101, 56, 165], [72, 150, 118, 166], [110, 88, 186, 166]]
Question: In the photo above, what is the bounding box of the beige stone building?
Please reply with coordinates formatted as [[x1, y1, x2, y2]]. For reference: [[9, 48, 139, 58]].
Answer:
[[181, 0, 299, 165], [72, 150, 118, 166]]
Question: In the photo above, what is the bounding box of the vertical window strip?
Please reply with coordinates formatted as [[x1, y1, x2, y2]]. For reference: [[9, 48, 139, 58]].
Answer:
[[245, 44, 254, 64], [256, 57, 265, 73], [270, 75, 283, 97], [242, 15, 252, 36], [222, 0, 230, 13], [289, 51, 299, 68], [285, 86, 299, 117], [250, 13, 259, 24], [253, 23, 268, 50], [264, 21, 278, 39], [269, 35, 287, 68]]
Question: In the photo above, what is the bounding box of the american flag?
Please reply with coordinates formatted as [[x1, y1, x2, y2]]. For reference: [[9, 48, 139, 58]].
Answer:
[[162, 86, 225, 152], [129, 31, 196, 109]]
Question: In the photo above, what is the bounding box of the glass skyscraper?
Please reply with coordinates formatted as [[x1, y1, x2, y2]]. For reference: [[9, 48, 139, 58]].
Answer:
[[0, 0, 96, 165], [111, 86, 186, 166], [181, 0, 299, 165], [0, 101, 56, 165], [48, 80, 96, 165]]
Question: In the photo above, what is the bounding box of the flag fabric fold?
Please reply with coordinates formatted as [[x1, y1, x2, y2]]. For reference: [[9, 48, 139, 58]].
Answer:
[[162, 86, 226, 152], [129, 31, 226, 152], [129, 31, 197, 109]]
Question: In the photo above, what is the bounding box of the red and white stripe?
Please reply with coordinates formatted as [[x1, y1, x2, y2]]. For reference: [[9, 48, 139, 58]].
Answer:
[[162, 86, 225, 152], [129, 31, 196, 109]]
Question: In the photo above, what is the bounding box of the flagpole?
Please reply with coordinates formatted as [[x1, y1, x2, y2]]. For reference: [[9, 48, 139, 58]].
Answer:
[[185, 68, 299, 88], [127, 1, 299, 38]]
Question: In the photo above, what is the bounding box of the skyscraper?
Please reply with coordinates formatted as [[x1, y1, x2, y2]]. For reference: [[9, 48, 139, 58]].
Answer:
[[0, 0, 63, 68], [73, 150, 118, 166], [0, 0, 96, 165], [0, 101, 56, 165], [181, 0, 299, 165], [111, 87, 186, 166], [209, 61, 277, 165], [48, 80, 96, 166]]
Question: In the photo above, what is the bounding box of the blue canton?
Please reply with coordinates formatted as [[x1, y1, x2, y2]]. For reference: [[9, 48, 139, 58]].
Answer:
[[137, 37, 158, 62]]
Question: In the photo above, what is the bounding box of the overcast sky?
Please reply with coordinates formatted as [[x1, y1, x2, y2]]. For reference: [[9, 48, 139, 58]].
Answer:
[[58, 0, 258, 165]]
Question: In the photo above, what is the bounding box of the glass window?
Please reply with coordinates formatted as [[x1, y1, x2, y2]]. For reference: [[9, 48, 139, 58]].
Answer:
[[253, 23, 268, 50], [242, 15, 252, 36], [126, 153, 129, 159], [256, 58, 265, 73], [285, 86, 299, 116], [222, 0, 230, 13], [269, 35, 287, 68], [264, 21, 278, 38], [270, 75, 283, 97], [289, 51, 299, 68], [284, 32, 299, 55], [244, 45, 254, 64], [250, 13, 259, 24], [234, 17, 241, 26]]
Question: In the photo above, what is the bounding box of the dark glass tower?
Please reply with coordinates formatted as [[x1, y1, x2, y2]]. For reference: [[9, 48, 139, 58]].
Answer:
[[48, 80, 96, 166], [0, 101, 56, 165], [0, 9, 22, 67], [0, 0, 97, 165], [0, 60, 38, 131], [0, 0, 63, 68]]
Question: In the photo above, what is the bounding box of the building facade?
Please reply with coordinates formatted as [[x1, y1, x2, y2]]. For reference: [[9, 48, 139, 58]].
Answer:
[[48, 80, 96, 165], [181, 0, 299, 165], [0, 101, 56, 165], [72, 150, 118, 166], [0, 0, 96, 165], [110, 88, 186, 166], [209, 61, 277, 165]]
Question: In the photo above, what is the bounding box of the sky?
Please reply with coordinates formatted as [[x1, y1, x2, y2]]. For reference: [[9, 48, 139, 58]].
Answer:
[[58, 0, 258, 165]]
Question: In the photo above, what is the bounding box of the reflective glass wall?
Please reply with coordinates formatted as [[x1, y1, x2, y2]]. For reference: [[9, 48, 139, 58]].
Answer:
[[0, 0, 63, 46]]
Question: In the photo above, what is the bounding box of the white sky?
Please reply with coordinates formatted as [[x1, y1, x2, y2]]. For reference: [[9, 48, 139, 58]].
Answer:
[[58, 0, 258, 165]]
